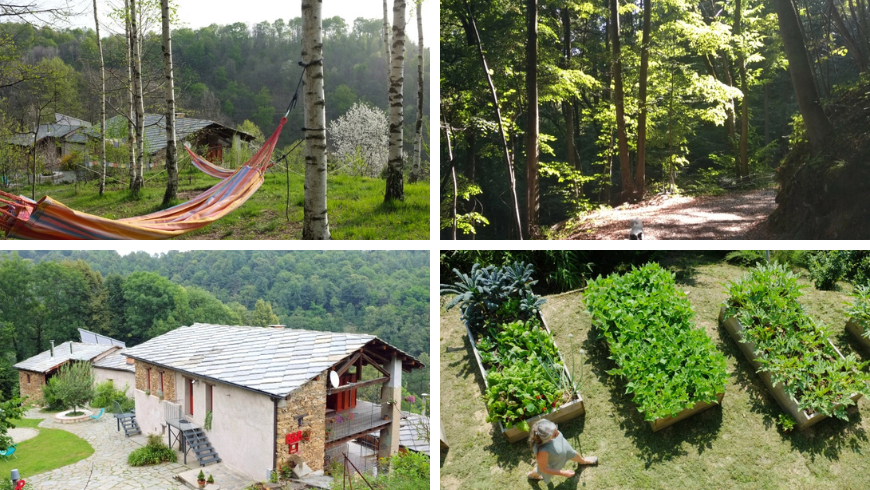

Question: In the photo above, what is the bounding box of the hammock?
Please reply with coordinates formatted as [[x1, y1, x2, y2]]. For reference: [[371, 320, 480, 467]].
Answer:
[[186, 144, 235, 180], [0, 118, 286, 240]]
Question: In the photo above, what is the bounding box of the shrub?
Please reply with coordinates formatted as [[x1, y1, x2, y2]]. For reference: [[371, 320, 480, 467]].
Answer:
[[847, 285, 870, 337], [808, 251, 848, 290], [585, 263, 728, 421], [41, 376, 65, 411], [724, 262, 870, 420], [128, 434, 177, 466], [91, 380, 133, 412]]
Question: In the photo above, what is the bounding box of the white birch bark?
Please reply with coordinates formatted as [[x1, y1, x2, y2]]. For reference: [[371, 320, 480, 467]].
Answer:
[[161, 0, 177, 206], [131, 0, 145, 192], [410, 0, 423, 183], [383, 0, 391, 101], [93, 0, 107, 195], [302, 0, 330, 239], [384, 0, 406, 201], [124, 0, 136, 189]]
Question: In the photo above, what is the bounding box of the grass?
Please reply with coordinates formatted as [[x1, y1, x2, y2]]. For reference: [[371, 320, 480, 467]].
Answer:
[[2, 163, 429, 240], [441, 255, 870, 490], [0, 418, 94, 478]]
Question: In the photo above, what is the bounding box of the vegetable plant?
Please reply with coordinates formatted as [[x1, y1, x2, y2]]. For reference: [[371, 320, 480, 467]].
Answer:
[[777, 413, 796, 432], [585, 263, 728, 421], [846, 285, 870, 338], [724, 263, 870, 420]]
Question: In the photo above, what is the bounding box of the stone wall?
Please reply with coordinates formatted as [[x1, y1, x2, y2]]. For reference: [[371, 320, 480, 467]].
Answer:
[[134, 361, 177, 402], [275, 369, 327, 472], [18, 370, 46, 403]]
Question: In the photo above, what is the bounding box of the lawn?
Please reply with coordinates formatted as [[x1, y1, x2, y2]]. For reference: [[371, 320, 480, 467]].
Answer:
[[2, 163, 429, 240], [441, 256, 870, 490], [0, 418, 94, 478]]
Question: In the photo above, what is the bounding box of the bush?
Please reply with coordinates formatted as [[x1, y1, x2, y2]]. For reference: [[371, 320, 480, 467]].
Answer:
[[808, 251, 848, 290], [91, 380, 133, 412], [328, 102, 389, 178], [127, 434, 177, 466], [41, 376, 65, 411]]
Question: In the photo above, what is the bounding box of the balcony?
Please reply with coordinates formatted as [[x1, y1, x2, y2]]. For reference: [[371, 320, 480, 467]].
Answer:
[[324, 400, 390, 447]]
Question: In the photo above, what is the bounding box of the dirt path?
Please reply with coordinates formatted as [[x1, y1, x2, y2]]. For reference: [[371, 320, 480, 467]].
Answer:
[[558, 189, 776, 240]]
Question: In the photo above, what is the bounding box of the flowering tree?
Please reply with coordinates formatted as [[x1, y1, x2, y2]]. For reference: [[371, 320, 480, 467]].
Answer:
[[328, 102, 389, 178]]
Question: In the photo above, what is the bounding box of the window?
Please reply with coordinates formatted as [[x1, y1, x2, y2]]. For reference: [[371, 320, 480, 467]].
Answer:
[[206, 384, 213, 413], [146, 368, 152, 391], [185, 378, 194, 416], [26, 374, 30, 385], [159, 371, 164, 393]]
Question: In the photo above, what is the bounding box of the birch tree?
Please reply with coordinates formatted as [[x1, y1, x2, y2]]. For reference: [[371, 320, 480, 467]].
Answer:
[[383, 0, 391, 102], [409, 0, 424, 184], [160, 0, 177, 206], [384, 0, 406, 202], [302, 0, 330, 239], [93, 0, 107, 196], [130, 0, 145, 193]]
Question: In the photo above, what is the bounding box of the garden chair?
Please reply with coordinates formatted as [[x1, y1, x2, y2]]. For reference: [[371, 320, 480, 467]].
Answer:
[[0, 444, 17, 460], [90, 407, 105, 421]]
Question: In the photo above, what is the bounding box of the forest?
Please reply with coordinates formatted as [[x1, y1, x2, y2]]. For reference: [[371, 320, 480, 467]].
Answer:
[[0, 250, 430, 404], [441, 0, 870, 239]]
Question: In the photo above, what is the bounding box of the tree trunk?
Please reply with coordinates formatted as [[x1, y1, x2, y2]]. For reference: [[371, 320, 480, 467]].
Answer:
[[764, 82, 770, 145], [829, 0, 868, 72], [525, 0, 538, 236], [384, 0, 406, 202], [443, 112, 457, 240], [93, 0, 107, 196], [383, 0, 391, 104], [130, 0, 144, 193], [635, 0, 651, 196], [409, 1, 424, 184], [562, 5, 578, 198], [161, 0, 178, 206], [124, 0, 136, 190], [301, 0, 330, 239], [610, 0, 633, 200], [464, 0, 523, 239], [734, 0, 750, 179], [772, 0, 834, 152]]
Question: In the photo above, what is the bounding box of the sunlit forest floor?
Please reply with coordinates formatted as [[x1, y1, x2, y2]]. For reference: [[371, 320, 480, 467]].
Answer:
[[1, 165, 429, 240], [551, 189, 776, 240]]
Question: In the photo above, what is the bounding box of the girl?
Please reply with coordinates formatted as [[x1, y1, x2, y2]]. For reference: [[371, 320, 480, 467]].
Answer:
[[527, 419, 597, 482]]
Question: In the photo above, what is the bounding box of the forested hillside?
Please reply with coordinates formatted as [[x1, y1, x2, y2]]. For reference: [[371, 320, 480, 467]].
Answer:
[[442, 0, 869, 239], [0, 250, 429, 401]]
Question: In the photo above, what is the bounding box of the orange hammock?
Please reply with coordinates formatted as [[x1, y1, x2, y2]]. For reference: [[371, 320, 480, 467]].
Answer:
[[186, 144, 235, 180], [0, 118, 286, 240]]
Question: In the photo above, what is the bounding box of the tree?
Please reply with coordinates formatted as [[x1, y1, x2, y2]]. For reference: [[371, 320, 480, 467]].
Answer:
[[93, 0, 107, 196], [384, 0, 407, 202], [383, 0, 391, 103], [250, 299, 280, 327], [0, 396, 25, 450], [161, 0, 178, 206], [129, 0, 145, 193], [635, 0, 652, 196], [328, 102, 389, 177], [52, 362, 95, 415], [301, 0, 331, 239], [410, 0, 425, 184], [525, 0, 539, 235], [610, 0, 633, 201]]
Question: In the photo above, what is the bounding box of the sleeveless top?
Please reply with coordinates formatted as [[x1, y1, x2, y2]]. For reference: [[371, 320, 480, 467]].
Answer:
[[534, 431, 579, 483]]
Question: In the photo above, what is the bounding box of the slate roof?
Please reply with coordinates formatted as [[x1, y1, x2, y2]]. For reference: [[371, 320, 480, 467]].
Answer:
[[87, 114, 254, 155], [92, 349, 135, 373], [14, 342, 119, 373], [8, 124, 89, 146], [122, 323, 380, 398]]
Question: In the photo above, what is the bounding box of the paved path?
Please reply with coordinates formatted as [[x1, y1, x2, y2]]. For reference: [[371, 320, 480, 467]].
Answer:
[[8, 428, 38, 443], [24, 409, 191, 490]]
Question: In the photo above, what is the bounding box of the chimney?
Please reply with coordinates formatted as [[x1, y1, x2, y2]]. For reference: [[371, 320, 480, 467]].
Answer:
[[269, 325, 286, 329], [126, 357, 135, 365], [70, 343, 73, 354], [50, 340, 55, 358]]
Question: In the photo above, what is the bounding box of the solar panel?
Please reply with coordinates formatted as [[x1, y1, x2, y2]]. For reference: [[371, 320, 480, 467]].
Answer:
[[78, 328, 126, 348]]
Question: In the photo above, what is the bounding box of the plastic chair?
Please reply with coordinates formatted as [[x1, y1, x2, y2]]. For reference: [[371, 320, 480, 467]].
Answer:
[[91, 407, 105, 421], [0, 444, 17, 460]]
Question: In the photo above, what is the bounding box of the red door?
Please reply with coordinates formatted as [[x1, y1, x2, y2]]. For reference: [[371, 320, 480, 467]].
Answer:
[[187, 378, 194, 415]]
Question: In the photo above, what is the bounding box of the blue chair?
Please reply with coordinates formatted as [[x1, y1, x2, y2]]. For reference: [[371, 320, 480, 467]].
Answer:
[[91, 408, 105, 421], [0, 444, 17, 460]]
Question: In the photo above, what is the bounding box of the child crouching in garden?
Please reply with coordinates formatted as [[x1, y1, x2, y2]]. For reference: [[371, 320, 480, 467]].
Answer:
[[527, 419, 597, 483]]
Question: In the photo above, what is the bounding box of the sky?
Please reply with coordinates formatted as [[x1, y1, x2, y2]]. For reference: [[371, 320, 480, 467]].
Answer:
[[60, 0, 436, 47]]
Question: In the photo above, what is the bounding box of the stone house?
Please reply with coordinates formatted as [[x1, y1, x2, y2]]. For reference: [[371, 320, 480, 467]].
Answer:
[[91, 349, 136, 398], [14, 341, 119, 404], [121, 323, 423, 481]]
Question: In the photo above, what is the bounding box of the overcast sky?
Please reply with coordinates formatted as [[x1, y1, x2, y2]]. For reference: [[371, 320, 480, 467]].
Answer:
[[58, 0, 435, 46]]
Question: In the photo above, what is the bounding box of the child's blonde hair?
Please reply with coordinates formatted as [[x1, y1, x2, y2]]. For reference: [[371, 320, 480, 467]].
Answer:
[[528, 419, 557, 453]]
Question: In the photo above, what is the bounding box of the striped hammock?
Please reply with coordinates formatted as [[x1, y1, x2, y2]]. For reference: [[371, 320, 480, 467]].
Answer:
[[186, 144, 235, 180], [0, 118, 286, 240]]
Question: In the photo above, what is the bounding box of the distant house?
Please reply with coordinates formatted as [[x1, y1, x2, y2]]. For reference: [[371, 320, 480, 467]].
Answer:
[[94, 114, 256, 164], [13, 327, 126, 404], [7, 113, 92, 171], [121, 323, 424, 481]]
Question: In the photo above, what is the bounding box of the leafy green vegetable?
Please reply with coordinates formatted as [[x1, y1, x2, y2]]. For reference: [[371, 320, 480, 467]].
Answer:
[[724, 263, 870, 420], [846, 285, 870, 338], [483, 361, 565, 432], [585, 263, 728, 421]]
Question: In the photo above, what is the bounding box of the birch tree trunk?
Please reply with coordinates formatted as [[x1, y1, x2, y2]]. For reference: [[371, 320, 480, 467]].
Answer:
[[93, 0, 107, 196], [302, 0, 330, 239], [383, 0, 391, 103], [130, 0, 144, 193], [161, 0, 178, 206], [125, 0, 136, 190], [525, 0, 538, 236], [409, 0, 423, 184], [384, 0, 406, 202]]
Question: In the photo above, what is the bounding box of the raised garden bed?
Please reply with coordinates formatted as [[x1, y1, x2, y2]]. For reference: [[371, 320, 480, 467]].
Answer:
[[442, 262, 585, 443], [722, 263, 870, 430], [585, 263, 727, 432], [846, 286, 870, 352]]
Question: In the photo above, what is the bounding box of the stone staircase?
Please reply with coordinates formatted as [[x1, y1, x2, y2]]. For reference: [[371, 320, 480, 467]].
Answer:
[[182, 427, 221, 466]]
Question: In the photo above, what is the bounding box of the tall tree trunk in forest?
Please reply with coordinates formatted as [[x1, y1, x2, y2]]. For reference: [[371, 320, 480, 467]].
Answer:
[[734, 0, 750, 179], [383, 0, 391, 104], [384, 0, 406, 202], [124, 0, 136, 190], [828, 0, 868, 72], [443, 112, 457, 239], [525, 0, 538, 236], [764, 83, 770, 145], [772, 0, 834, 153], [93, 0, 107, 196], [719, 55, 740, 179], [161, 0, 178, 207], [301, 0, 330, 239], [610, 0, 633, 200], [635, 0, 651, 197], [464, 1, 523, 239], [130, 0, 144, 193], [562, 4, 578, 199], [410, 0, 423, 184]]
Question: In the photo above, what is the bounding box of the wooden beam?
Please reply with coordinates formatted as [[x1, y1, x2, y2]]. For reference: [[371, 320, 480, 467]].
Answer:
[[326, 376, 388, 395], [362, 349, 390, 366], [334, 352, 361, 376], [361, 353, 390, 376]]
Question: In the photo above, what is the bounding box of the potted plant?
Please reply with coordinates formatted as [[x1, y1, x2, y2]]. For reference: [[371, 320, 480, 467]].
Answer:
[[206, 474, 214, 485], [196, 469, 206, 488], [301, 429, 311, 442], [144, 389, 150, 396], [156, 390, 164, 400]]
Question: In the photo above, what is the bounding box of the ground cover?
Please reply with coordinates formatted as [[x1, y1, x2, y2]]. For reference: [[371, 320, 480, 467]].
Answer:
[[2, 165, 429, 240], [0, 418, 94, 477], [441, 257, 870, 490]]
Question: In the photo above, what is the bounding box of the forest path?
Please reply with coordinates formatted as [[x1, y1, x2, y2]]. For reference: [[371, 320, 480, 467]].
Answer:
[[559, 188, 776, 240]]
